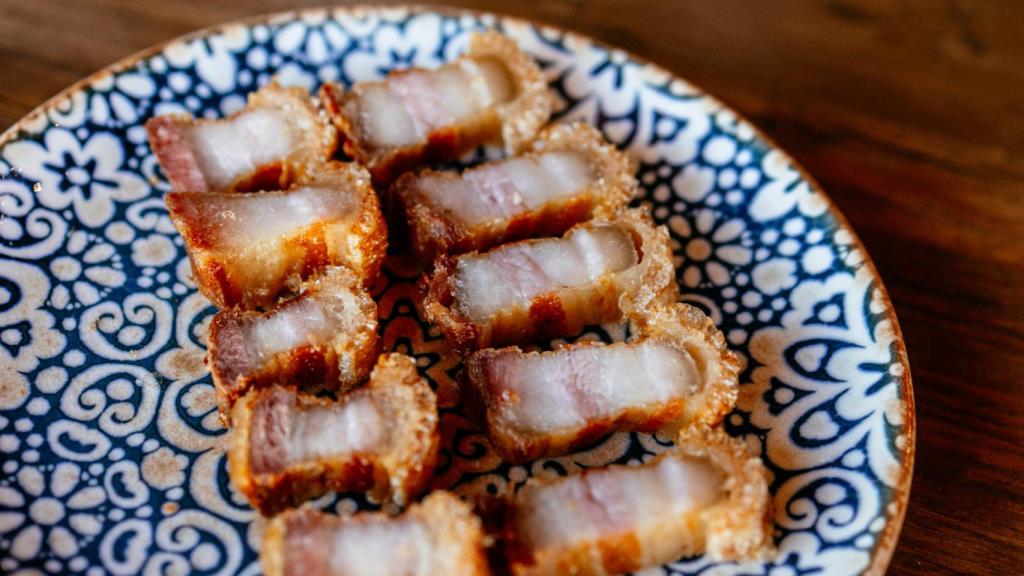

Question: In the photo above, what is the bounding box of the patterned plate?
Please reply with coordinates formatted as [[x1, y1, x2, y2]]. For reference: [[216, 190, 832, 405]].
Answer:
[[0, 6, 914, 576]]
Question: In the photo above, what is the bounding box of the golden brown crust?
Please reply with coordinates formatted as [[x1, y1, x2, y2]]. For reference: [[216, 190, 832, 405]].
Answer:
[[166, 161, 386, 309], [146, 82, 337, 192], [422, 207, 678, 352], [676, 427, 775, 562], [227, 353, 439, 516], [503, 428, 773, 574], [207, 267, 379, 423], [462, 304, 737, 462], [261, 492, 490, 576], [419, 492, 493, 576], [370, 353, 442, 508], [420, 254, 481, 350], [467, 30, 553, 153], [320, 31, 552, 185], [641, 303, 741, 430], [394, 121, 638, 265], [259, 507, 301, 576], [614, 207, 680, 319], [463, 342, 677, 463]]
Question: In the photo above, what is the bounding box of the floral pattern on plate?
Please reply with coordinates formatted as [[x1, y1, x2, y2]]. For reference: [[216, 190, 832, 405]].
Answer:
[[0, 7, 913, 576]]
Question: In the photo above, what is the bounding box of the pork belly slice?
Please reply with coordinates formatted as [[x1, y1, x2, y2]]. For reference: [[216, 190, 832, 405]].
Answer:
[[394, 122, 637, 264], [166, 161, 386, 309], [146, 83, 337, 192], [505, 428, 773, 575], [261, 491, 490, 576], [423, 208, 677, 351], [320, 31, 552, 184], [228, 353, 439, 515], [208, 266, 379, 421], [463, 304, 739, 462]]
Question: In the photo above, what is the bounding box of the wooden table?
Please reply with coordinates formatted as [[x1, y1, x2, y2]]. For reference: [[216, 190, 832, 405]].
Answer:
[[2, 1, 1021, 573]]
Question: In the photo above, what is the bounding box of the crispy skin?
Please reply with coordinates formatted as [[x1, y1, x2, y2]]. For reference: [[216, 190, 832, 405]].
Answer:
[[504, 428, 774, 575], [422, 208, 678, 351], [146, 83, 337, 192], [228, 354, 439, 515], [394, 122, 638, 265], [320, 31, 552, 184], [463, 303, 740, 462], [261, 492, 490, 576], [207, 267, 379, 422], [166, 161, 386, 309]]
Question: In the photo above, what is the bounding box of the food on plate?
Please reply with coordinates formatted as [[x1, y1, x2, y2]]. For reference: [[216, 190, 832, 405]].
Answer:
[[227, 354, 438, 515], [423, 208, 677, 351], [261, 491, 490, 576], [503, 428, 773, 575], [462, 304, 739, 462], [144, 22, 772, 574], [166, 161, 386, 309], [146, 83, 337, 192], [320, 31, 552, 184], [393, 122, 637, 265], [207, 266, 379, 421]]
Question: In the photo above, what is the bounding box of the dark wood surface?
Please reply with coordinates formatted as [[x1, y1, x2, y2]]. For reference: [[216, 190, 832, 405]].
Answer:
[[2, 1, 1022, 574]]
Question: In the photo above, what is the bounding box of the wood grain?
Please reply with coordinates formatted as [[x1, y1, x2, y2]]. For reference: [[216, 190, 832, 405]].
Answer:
[[2, 1, 1022, 573]]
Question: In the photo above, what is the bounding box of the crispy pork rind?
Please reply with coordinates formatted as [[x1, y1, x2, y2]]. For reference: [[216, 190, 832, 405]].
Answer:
[[423, 207, 677, 351], [462, 303, 739, 462], [394, 121, 637, 265], [320, 31, 552, 184], [146, 83, 337, 192], [261, 491, 490, 576], [503, 427, 773, 575], [675, 427, 775, 563], [640, 303, 741, 429], [472, 30, 555, 152], [166, 161, 386, 309], [207, 266, 379, 422], [227, 354, 438, 515]]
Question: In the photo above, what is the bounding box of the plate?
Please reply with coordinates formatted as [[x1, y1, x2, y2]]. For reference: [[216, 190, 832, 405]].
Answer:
[[0, 6, 914, 575]]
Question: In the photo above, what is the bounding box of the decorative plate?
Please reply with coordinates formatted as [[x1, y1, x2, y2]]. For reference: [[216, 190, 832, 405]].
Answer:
[[0, 6, 914, 576]]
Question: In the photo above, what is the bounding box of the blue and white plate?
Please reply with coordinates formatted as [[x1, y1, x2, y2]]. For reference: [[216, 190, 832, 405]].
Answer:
[[0, 6, 914, 575]]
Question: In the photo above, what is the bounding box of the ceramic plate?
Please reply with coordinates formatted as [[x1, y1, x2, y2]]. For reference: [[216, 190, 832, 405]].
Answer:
[[0, 6, 914, 575]]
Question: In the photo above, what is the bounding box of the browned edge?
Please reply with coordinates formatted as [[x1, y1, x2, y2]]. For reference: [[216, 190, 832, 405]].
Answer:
[[0, 4, 915, 573]]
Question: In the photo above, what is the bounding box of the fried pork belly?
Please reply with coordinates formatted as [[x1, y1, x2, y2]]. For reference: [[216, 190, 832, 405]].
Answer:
[[394, 122, 637, 264], [228, 354, 439, 515], [320, 31, 552, 184], [423, 208, 677, 351], [261, 491, 490, 576], [504, 428, 773, 575], [146, 83, 337, 192], [463, 304, 739, 462], [207, 267, 379, 421], [166, 161, 386, 309]]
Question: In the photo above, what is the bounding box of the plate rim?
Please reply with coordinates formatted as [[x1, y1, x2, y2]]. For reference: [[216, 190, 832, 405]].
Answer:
[[0, 4, 916, 574]]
